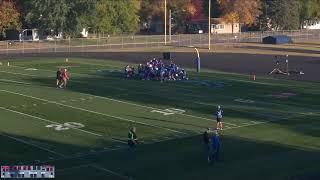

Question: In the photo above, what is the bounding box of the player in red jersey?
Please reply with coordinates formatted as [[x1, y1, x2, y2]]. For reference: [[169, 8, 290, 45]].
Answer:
[[59, 68, 69, 88]]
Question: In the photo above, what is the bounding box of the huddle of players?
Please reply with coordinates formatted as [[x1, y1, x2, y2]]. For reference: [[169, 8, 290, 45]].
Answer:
[[56, 68, 69, 88], [124, 58, 188, 82]]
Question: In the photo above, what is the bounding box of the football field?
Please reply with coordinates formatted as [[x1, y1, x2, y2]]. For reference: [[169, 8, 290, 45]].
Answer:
[[0, 57, 319, 180]]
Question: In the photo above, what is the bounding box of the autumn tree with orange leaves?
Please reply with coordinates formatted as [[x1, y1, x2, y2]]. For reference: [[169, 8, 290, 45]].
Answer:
[[219, 0, 262, 33], [0, 0, 21, 37]]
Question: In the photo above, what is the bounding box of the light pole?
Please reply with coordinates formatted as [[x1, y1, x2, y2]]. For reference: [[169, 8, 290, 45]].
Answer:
[[208, 0, 211, 50], [164, 0, 167, 45], [169, 9, 172, 42]]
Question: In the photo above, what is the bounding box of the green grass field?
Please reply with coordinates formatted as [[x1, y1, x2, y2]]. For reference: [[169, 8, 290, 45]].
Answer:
[[0, 57, 319, 180]]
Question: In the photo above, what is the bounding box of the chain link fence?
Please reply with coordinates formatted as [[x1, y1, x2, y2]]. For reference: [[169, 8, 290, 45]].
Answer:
[[0, 29, 319, 55]]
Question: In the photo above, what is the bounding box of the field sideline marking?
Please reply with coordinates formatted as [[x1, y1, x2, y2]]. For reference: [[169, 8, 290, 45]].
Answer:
[[0, 106, 104, 138], [0, 89, 186, 135], [0, 133, 66, 157]]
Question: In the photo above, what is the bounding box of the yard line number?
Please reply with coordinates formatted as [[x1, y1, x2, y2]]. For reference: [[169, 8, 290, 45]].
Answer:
[[46, 122, 85, 131], [151, 108, 185, 116]]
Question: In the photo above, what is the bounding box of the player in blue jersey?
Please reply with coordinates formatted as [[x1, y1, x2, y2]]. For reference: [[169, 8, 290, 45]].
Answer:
[[211, 129, 220, 162]]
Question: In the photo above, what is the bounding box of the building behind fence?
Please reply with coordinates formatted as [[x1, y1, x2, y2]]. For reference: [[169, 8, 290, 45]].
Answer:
[[0, 30, 319, 55]]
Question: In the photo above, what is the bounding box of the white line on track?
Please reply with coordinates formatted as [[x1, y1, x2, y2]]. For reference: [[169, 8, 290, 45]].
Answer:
[[0, 106, 103, 138], [90, 164, 129, 179], [0, 133, 66, 157], [0, 89, 186, 135]]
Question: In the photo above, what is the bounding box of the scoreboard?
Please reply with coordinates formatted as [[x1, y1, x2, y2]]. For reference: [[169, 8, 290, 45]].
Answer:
[[1, 165, 55, 178]]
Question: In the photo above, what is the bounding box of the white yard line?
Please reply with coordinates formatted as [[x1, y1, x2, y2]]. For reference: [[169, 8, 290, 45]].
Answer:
[[0, 133, 66, 157], [0, 89, 186, 135], [0, 79, 31, 85], [28, 112, 302, 166], [0, 70, 37, 77], [0, 106, 103, 138], [90, 164, 129, 180], [56, 164, 92, 172], [3, 68, 317, 123]]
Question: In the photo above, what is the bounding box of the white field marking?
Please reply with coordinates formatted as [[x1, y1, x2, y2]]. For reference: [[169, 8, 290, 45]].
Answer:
[[30, 113, 309, 166], [0, 70, 37, 77], [90, 164, 128, 180], [5, 65, 320, 113], [31, 147, 123, 165], [0, 133, 66, 157], [10, 65, 87, 76], [193, 101, 294, 121], [25, 68, 38, 71], [2, 70, 307, 123], [4, 69, 316, 127], [0, 106, 103, 137], [0, 79, 31, 85], [46, 122, 84, 131], [0, 90, 186, 135], [241, 122, 253, 125], [56, 164, 92, 172], [85, 93, 240, 127], [234, 98, 255, 104], [0, 68, 233, 126]]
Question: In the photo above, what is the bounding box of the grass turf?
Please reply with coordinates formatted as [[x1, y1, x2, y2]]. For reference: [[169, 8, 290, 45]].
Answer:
[[0, 57, 319, 180]]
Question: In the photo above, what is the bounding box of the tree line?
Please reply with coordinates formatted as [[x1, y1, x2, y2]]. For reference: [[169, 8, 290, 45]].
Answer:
[[1, 0, 320, 38]]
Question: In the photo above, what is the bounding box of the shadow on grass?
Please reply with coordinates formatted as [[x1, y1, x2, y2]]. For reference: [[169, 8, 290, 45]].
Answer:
[[0, 126, 319, 180], [65, 133, 320, 180]]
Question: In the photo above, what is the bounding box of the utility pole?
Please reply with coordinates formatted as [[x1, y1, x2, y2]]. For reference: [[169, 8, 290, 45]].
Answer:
[[164, 0, 167, 45], [208, 0, 211, 50], [169, 9, 172, 42]]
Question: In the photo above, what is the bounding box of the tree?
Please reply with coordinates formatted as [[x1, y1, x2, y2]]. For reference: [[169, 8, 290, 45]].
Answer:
[[26, 0, 97, 37], [139, 0, 196, 33], [93, 0, 140, 34], [299, 0, 320, 28], [0, 0, 21, 37], [219, 0, 262, 33], [269, 0, 300, 30], [169, 0, 196, 33], [202, 0, 222, 18]]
